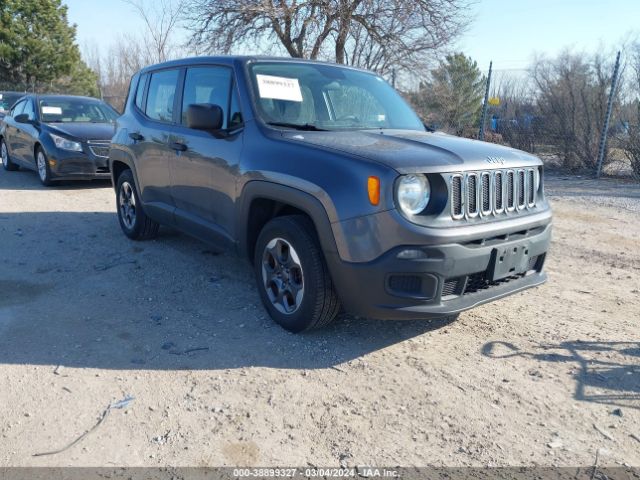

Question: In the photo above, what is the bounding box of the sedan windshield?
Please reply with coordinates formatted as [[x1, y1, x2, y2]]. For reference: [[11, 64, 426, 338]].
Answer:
[[248, 62, 424, 131], [0, 93, 23, 112], [38, 98, 119, 124]]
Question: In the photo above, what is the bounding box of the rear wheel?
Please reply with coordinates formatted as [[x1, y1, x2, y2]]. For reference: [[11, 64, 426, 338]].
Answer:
[[116, 169, 159, 240], [36, 147, 53, 186], [1, 139, 18, 171], [254, 215, 341, 332]]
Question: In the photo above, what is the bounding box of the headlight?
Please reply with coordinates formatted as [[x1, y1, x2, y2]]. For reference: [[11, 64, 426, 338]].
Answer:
[[50, 133, 82, 152], [397, 174, 431, 216]]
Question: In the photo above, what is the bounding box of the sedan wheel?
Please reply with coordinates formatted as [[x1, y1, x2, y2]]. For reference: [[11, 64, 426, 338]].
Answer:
[[1, 140, 18, 171], [36, 149, 52, 185], [37, 151, 47, 180]]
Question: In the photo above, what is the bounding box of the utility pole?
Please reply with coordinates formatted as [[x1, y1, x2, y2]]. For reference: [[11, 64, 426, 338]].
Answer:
[[596, 51, 621, 178], [391, 69, 396, 89], [479, 61, 492, 141]]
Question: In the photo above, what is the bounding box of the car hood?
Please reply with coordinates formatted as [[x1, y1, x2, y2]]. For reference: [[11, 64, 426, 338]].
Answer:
[[46, 122, 115, 141], [280, 129, 540, 173]]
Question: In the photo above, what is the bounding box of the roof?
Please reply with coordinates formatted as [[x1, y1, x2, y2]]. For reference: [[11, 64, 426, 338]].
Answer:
[[15, 94, 103, 103], [139, 55, 372, 75]]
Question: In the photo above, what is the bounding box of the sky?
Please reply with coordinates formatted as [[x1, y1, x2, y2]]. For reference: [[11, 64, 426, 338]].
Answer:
[[64, 0, 639, 73]]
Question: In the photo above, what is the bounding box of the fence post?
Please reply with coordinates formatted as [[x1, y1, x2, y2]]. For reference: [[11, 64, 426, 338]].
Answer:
[[596, 51, 622, 178], [479, 61, 492, 141]]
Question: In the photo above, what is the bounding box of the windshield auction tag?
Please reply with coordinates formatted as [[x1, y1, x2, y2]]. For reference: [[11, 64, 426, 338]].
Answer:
[[256, 74, 303, 102], [42, 106, 63, 115]]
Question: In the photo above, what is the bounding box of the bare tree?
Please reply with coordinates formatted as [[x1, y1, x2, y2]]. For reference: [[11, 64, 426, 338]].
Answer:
[[531, 51, 618, 171], [123, 0, 188, 63], [84, 36, 146, 110], [620, 41, 640, 177], [184, 0, 472, 76], [84, 0, 191, 110]]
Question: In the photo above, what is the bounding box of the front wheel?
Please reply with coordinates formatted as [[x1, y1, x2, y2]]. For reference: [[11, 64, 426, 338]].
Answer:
[[254, 215, 341, 332], [116, 169, 159, 240], [1, 139, 18, 171], [36, 147, 53, 186]]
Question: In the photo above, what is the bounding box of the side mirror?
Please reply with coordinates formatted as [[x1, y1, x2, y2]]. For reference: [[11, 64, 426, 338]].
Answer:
[[15, 113, 30, 124], [186, 104, 223, 131], [425, 123, 438, 133]]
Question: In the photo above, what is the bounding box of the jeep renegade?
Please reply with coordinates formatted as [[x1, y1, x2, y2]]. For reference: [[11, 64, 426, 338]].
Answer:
[[109, 56, 552, 332]]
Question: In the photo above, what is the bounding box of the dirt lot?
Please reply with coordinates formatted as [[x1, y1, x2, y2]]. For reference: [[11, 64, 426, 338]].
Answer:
[[0, 168, 639, 468]]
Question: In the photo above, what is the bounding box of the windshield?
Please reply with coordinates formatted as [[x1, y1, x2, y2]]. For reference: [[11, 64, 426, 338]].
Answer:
[[0, 93, 23, 112], [38, 98, 119, 123], [248, 62, 424, 131]]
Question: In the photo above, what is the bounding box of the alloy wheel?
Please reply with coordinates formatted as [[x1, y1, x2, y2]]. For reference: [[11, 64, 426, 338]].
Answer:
[[119, 181, 137, 229], [37, 151, 47, 182], [1, 142, 7, 167], [261, 237, 305, 314]]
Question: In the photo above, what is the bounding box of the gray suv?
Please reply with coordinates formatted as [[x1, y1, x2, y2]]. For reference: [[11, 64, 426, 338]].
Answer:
[[109, 56, 552, 332]]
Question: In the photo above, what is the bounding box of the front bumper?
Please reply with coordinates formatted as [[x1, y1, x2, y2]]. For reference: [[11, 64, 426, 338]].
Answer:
[[325, 222, 551, 320], [48, 148, 110, 180]]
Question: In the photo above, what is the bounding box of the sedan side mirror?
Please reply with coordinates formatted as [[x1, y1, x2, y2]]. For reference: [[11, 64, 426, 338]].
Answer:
[[14, 113, 30, 124], [422, 121, 436, 133], [186, 104, 223, 131]]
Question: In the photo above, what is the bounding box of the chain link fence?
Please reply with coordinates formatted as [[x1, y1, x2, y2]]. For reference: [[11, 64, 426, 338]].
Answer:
[[408, 50, 639, 181]]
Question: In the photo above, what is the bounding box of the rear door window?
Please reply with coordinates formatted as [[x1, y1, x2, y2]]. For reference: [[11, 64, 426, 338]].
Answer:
[[181, 66, 232, 128], [145, 69, 179, 122]]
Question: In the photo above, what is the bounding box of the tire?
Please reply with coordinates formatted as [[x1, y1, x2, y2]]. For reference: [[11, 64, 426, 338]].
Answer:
[[116, 169, 159, 240], [1, 138, 18, 171], [35, 146, 53, 186], [254, 215, 341, 332]]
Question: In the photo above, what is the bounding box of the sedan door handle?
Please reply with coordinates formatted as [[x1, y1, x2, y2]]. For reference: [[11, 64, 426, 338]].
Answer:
[[169, 141, 187, 152], [129, 132, 144, 141]]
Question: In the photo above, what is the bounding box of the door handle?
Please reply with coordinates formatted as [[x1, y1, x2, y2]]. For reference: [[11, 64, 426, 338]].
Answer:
[[169, 141, 187, 152], [129, 132, 144, 141]]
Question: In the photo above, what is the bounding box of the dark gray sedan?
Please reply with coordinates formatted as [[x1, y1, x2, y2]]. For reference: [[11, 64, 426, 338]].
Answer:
[[0, 94, 118, 185]]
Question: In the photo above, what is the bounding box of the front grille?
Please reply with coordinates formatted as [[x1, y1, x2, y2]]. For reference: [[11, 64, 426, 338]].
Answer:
[[442, 278, 461, 297], [88, 140, 110, 159], [494, 172, 503, 212], [528, 169, 535, 206], [467, 174, 478, 216], [442, 254, 543, 300], [89, 145, 110, 158], [506, 171, 515, 211], [481, 172, 491, 214], [517, 170, 526, 209], [463, 272, 529, 294], [451, 175, 463, 218], [449, 168, 538, 220]]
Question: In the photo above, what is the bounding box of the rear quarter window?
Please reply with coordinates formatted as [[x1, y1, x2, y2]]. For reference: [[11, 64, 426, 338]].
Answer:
[[134, 74, 148, 111]]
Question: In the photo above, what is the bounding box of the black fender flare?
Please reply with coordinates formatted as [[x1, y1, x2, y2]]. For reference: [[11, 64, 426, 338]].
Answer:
[[109, 146, 140, 192], [236, 180, 338, 259]]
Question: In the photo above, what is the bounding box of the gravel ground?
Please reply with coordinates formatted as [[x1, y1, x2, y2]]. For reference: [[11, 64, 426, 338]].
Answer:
[[0, 168, 638, 468]]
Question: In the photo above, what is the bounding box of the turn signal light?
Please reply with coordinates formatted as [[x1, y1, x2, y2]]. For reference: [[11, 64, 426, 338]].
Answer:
[[368, 176, 380, 206]]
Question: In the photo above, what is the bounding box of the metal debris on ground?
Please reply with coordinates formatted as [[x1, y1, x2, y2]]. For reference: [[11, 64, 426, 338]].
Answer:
[[32, 395, 135, 457]]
